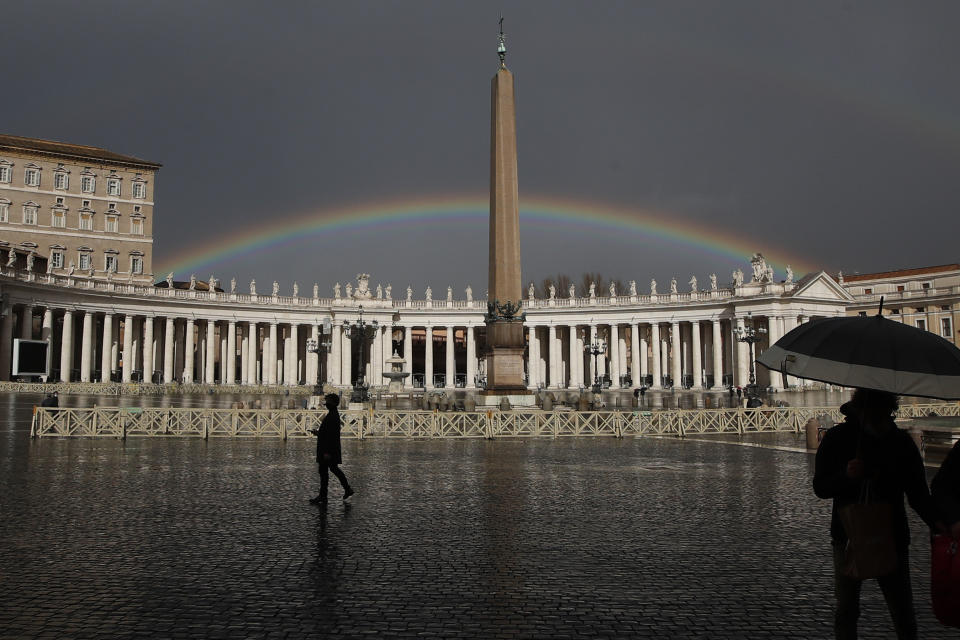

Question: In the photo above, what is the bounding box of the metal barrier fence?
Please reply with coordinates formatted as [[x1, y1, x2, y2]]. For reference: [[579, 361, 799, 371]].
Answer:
[[30, 403, 960, 440]]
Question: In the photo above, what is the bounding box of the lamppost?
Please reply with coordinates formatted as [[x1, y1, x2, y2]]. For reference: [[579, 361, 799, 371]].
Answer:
[[341, 305, 378, 403], [584, 334, 607, 394], [733, 312, 767, 402], [305, 318, 332, 396]]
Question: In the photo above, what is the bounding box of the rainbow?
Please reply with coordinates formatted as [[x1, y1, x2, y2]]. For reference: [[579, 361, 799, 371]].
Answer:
[[155, 194, 822, 277]]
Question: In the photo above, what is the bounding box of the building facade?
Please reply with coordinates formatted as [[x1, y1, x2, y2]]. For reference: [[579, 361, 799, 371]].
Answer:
[[842, 264, 960, 344], [0, 134, 160, 284], [0, 259, 854, 391]]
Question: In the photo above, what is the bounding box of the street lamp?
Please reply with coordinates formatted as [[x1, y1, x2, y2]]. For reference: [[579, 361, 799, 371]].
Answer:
[[305, 317, 332, 395], [341, 305, 378, 403], [584, 332, 607, 394], [733, 312, 767, 402]]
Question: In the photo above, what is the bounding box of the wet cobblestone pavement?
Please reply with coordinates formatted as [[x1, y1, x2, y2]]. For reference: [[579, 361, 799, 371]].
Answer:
[[0, 396, 952, 638]]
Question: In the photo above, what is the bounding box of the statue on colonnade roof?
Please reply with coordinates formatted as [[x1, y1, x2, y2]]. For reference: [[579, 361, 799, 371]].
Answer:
[[650, 279, 657, 295], [689, 275, 697, 292], [354, 273, 371, 299], [465, 285, 472, 302], [750, 253, 768, 282], [710, 273, 718, 291]]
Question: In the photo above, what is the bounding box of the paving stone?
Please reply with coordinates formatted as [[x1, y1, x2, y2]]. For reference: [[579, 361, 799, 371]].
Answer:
[[0, 395, 954, 638]]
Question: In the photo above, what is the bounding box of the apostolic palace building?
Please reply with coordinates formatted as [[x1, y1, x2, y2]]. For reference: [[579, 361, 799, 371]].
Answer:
[[0, 134, 957, 394]]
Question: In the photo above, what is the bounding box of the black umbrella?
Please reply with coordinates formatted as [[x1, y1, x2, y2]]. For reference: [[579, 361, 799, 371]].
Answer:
[[757, 306, 960, 400]]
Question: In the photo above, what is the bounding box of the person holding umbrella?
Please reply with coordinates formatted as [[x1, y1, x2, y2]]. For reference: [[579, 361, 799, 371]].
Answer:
[[813, 388, 936, 639], [758, 300, 960, 639]]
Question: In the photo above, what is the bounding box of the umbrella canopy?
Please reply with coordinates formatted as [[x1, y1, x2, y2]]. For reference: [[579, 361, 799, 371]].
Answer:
[[757, 315, 960, 400]]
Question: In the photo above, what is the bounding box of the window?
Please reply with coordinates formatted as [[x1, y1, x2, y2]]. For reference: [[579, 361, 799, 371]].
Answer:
[[105, 255, 117, 272], [50, 251, 63, 269], [54, 172, 68, 190], [81, 175, 95, 193], [105, 216, 118, 232], [892, 308, 900, 315], [107, 178, 120, 196], [942, 305, 951, 311], [0, 165, 11, 183], [922, 282, 931, 290], [131, 256, 143, 274], [52, 212, 65, 228], [942, 317, 953, 338], [24, 168, 40, 187], [897, 285, 905, 292], [917, 307, 925, 313], [130, 217, 143, 235], [22, 205, 37, 225], [917, 319, 927, 331], [78, 253, 91, 270], [0, 202, 8, 223], [864, 288, 872, 295], [55, 196, 64, 205], [82, 200, 91, 208], [133, 182, 146, 199], [79, 213, 93, 231]]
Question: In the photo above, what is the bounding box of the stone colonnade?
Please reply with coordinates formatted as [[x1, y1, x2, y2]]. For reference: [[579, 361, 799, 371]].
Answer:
[[523, 315, 818, 391], [0, 303, 823, 392]]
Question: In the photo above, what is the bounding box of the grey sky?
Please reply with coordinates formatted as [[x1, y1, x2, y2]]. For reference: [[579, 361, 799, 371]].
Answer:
[[4, 1, 960, 294]]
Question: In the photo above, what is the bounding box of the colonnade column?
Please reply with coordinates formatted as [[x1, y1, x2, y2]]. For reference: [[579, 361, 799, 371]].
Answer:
[[121, 315, 134, 383], [79, 311, 93, 382], [465, 326, 476, 388], [306, 324, 318, 386], [164, 317, 175, 383], [0, 308, 11, 381], [444, 326, 455, 388], [423, 326, 433, 388], [630, 323, 640, 388], [246, 322, 258, 384], [288, 323, 299, 385], [101, 313, 114, 383], [204, 320, 215, 384], [546, 325, 557, 388], [328, 323, 340, 385], [711, 319, 723, 389], [21, 305, 33, 340], [267, 323, 278, 385], [143, 316, 154, 383], [403, 326, 413, 388], [240, 323, 250, 385], [587, 325, 597, 386], [766, 316, 783, 390], [226, 321, 237, 385], [782, 315, 799, 387], [59, 310, 73, 382], [608, 324, 620, 388], [527, 326, 539, 388], [735, 317, 748, 387], [568, 325, 579, 388], [41, 309, 53, 378], [691, 320, 703, 390], [183, 319, 195, 384], [639, 325, 649, 385], [342, 325, 353, 386], [670, 322, 682, 388]]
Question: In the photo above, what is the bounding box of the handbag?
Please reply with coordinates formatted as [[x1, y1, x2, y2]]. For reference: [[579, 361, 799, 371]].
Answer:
[[932, 534, 960, 627], [837, 481, 898, 579]]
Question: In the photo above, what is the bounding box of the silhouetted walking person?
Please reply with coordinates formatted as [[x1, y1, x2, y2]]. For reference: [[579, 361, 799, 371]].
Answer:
[[309, 393, 353, 505]]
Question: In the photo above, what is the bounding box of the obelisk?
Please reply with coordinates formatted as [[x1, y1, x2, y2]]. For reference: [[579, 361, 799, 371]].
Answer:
[[484, 19, 527, 393]]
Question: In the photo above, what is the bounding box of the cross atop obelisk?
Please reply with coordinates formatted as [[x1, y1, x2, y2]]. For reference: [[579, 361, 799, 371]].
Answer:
[[484, 17, 527, 394]]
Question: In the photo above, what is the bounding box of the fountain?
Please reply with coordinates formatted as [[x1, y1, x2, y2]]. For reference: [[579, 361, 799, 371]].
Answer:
[[382, 350, 410, 393]]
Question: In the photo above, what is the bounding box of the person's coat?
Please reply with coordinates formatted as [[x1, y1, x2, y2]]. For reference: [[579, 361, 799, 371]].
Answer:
[[316, 407, 343, 466], [932, 440, 960, 526]]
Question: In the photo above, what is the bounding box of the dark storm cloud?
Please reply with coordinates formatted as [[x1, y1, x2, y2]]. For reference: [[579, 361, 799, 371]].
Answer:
[[3, 1, 960, 293]]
